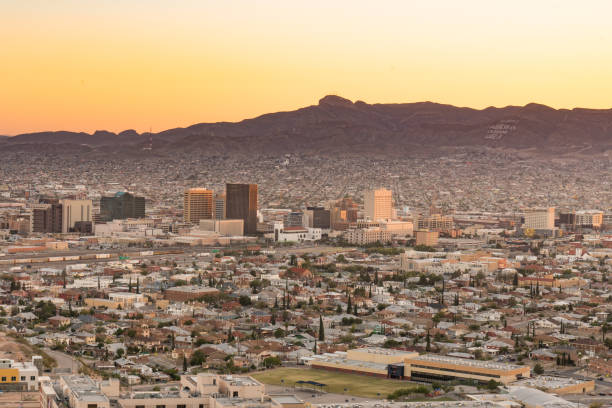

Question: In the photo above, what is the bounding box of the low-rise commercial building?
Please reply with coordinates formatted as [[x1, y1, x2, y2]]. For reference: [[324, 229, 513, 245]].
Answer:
[[343, 228, 393, 245], [404, 354, 530, 385], [0, 356, 40, 391], [415, 230, 439, 247], [59, 375, 110, 408], [200, 219, 245, 236], [517, 376, 594, 395], [165, 286, 220, 302], [306, 348, 417, 378]]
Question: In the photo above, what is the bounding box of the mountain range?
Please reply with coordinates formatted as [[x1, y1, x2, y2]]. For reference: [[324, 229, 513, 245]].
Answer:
[[2, 95, 612, 157]]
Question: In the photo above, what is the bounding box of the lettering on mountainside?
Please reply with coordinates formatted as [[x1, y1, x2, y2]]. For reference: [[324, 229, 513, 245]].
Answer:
[[485, 119, 518, 140]]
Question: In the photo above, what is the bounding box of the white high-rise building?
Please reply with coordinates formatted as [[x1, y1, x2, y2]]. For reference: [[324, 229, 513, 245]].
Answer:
[[59, 199, 92, 233], [364, 188, 393, 221]]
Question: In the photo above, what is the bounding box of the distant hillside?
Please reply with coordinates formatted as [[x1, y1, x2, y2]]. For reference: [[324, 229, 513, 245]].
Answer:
[[4, 96, 612, 156]]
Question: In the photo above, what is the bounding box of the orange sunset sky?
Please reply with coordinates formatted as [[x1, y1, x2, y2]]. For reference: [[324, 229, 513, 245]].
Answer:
[[2, 0, 612, 135]]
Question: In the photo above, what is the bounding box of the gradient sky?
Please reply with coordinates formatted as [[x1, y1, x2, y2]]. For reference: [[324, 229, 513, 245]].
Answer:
[[2, 0, 612, 135]]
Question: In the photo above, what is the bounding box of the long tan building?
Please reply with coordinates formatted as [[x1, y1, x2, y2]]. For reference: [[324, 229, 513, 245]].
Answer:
[[184, 188, 214, 224], [344, 228, 393, 245], [415, 230, 439, 247], [307, 348, 417, 378], [405, 354, 530, 385]]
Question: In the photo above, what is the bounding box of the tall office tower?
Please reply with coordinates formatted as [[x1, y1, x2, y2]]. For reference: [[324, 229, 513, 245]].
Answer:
[[226, 183, 258, 235], [283, 211, 305, 228], [306, 206, 331, 229], [523, 207, 555, 230], [364, 188, 393, 221], [100, 192, 145, 221], [214, 193, 226, 220], [59, 199, 93, 233], [32, 198, 63, 233], [330, 197, 359, 230], [183, 188, 213, 224]]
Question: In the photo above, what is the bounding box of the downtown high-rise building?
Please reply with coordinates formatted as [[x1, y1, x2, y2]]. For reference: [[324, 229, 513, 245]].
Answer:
[[183, 188, 213, 224], [364, 188, 393, 221], [214, 193, 226, 220], [59, 198, 93, 233], [100, 192, 145, 221], [32, 198, 63, 233], [523, 207, 555, 230], [226, 183, 258, 235]]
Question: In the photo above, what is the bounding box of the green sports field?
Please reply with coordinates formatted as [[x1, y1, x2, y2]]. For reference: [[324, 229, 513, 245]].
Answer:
[[251, 367, 419, 398]]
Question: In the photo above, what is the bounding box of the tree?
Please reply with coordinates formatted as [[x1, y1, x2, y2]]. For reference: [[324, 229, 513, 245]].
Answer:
[[426, 330, 431, 352], [534, 363, 544, 375], [318, 315, 325, 341], [336, 304, 342, 314], [271, 313, 276, 325], [313, 340, 317, 354], [274, 328, 285, 338], [263, 356, 282, 368], [514, 335, 520, 350], [485, 380, 500, 391], [309, 296, 314, 306], [136, 277, 140, 294], [346, 295, 352, 314], [239, 295, 252, 306], [227, 330, 234, 342], [513, 273, 519, 287], [190, 349, 206, 366], [183, 354, 188, 372]]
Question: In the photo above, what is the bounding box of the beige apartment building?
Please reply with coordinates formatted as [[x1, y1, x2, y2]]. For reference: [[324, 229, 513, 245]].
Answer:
[[380, 220, 413, 236], [364, 188, 393, 221], [523, 207, 555, 230], [415, 230, 439, 247], [574, 210, 604, 228], [415, 214, 454, 231], [344, 227, 393, 245], [184, 188, 214, 224], [181, 373, 266, 399]]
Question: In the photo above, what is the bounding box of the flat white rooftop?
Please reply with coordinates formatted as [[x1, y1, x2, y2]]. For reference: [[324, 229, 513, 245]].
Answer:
[[409, 354, 524, 371]]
